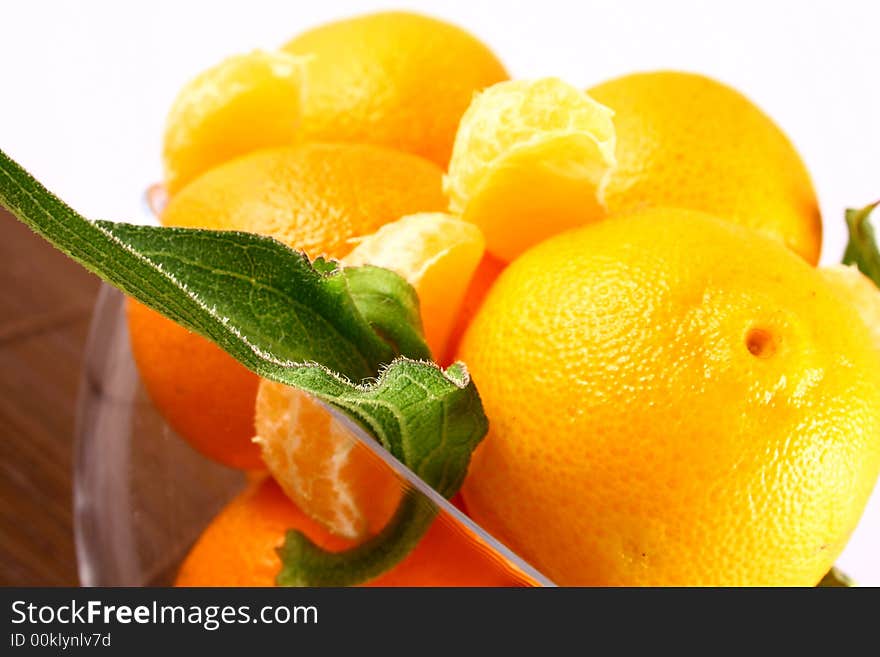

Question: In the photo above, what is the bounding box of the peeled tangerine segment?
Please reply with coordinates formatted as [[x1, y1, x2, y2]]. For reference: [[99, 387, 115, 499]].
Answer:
[[162, 49, 308, 195], [344, 212, 485, 359], [445, 77, 617, 262], [254, 381, 403, 541], [255, 212, 484, 539]]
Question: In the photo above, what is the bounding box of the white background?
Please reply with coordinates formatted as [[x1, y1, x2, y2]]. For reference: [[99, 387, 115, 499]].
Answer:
[[2, 0, 879, 584]]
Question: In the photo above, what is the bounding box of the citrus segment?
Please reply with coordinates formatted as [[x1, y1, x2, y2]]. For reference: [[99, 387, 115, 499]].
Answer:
[[445, 78, 616, 261], [254, 382, 401, 540], [255, 212, 484, 536]]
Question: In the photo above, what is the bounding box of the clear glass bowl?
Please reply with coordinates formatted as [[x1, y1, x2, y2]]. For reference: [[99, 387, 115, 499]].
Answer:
[[73, 284, 552, 586], [73, 285, 246, 585]]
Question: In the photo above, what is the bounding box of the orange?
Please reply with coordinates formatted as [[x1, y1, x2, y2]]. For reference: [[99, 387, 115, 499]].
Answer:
[[445, 78, 616, 261], [255, 213, 484, 537], [127, 299, 263, 470], [129, 143, 446, 470], [174, 477, 527, 587], [162, 50, 307, 196], [589, 71, 822, 263], [458, 208, 880, 586], [158, 143, 446, 253], [819, 264, 880, 351], [282, 11, 508, 166]]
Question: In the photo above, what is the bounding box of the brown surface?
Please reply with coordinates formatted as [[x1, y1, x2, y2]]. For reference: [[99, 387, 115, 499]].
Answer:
[[0, 207, 100, 585]]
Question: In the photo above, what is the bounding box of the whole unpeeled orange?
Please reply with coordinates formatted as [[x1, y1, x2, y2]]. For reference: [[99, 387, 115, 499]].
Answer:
[[589, 71, 822, 263], [157, 143, 446, 252], [282, 11, 508, 166], [458, 208, 880, 586], [126, 300, 262, 470]]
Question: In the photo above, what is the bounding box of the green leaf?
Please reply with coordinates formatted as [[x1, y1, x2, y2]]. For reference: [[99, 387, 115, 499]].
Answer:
[[344, 264, 432, 363], [295, 360, 487, 500], [817, 567, 856, 587], [842, 201, 880, 286], [98, 224, 398, 381], [0, 148, 487, 586]]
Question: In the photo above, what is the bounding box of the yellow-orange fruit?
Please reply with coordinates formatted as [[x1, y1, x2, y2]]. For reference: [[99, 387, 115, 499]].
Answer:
[[589, 71, 822, 263], [459, 208, 880, 586], [127, 299, 262, 470], [819, 264, 880, 352], [445, 77, 616, 262], [283, 10, 508, 166]]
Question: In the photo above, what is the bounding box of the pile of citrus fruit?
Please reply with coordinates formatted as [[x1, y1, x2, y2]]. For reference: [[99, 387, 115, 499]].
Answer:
[[127, 10, 880, 586]]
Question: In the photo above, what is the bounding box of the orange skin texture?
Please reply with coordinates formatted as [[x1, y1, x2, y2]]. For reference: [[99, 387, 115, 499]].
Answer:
[[130, 143, 446, 470], [127, 299, 263, 470], [175, 478, 526, 587], [283, 11, 509, 167], [158, 143, 446, 253], [589, 71, 822, 264], [458, 208, 880, 586]]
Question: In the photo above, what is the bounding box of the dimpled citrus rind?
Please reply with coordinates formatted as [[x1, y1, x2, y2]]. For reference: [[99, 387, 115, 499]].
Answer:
[[283, 10, 509, 166], [589, 71, 822, 264], [159, 143, 447, 257], [459, 207, 880, 586], [818, 264, 880, 352]]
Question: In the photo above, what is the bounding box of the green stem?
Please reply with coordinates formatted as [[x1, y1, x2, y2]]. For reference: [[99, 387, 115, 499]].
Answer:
[[276, 491, 437, 587], [817, 567, 855, 587], [842, 200, 880, 286]]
